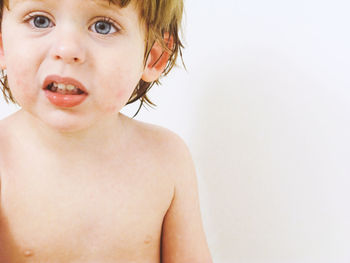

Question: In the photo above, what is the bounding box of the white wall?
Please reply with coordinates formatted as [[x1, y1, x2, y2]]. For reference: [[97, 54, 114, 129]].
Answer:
[[126, 0, 350, 262], [1, 0, 350, 262]]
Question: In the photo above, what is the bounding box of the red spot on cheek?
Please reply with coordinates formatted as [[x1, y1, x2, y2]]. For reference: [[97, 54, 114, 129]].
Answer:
[[8, 69, 26, 89], [15, 77, 23, 87], [8, 72, 37, 103], [117, 89, 126, 99], [23, 250, 34, 257], [107, 90, 129, 112]]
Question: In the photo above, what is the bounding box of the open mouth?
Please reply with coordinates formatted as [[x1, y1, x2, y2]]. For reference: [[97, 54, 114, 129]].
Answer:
[[45, 82, 86, 95], [43, 75, 89, 107]]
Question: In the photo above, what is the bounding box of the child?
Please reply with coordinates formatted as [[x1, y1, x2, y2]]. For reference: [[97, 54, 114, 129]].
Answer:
[[0, 0, 212, 262]]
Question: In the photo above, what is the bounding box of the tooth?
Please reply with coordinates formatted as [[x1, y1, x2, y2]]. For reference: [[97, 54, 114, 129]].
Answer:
[[53, 82, 58, 88], [57, 83, 65, 91], [66, 85, 76, 91]]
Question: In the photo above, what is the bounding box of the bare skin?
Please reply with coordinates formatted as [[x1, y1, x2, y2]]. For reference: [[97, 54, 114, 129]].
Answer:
[[0, 111, 212, 263], [0, 0, 212, 260]]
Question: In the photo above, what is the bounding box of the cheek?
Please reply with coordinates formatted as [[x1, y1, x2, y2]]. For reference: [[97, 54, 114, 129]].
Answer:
[[6, 64, 37, 104], [102, 88, 129, 112], [93, 76, 135, 113], [94, 63, 143, 113]]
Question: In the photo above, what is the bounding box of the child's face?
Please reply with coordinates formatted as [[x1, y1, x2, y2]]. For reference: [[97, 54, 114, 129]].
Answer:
[[0, 0, 149, 131]]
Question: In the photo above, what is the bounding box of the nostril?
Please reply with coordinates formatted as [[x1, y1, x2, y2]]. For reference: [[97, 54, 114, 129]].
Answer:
[[53, 55, 80, 63], [51, 45, 85, 64]]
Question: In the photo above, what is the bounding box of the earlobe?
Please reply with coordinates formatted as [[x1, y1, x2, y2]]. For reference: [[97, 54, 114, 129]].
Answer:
[[142, 34, 173, 83]]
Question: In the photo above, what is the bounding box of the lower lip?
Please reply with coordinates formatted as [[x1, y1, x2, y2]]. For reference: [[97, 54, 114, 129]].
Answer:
[[44, 90, 88, 108]]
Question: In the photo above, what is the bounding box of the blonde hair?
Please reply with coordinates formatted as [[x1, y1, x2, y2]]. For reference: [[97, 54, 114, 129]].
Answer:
[[0, 0, 184, 114]]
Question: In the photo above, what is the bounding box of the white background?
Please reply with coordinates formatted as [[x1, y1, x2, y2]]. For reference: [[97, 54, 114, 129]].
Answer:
[[1, 0, 350, 262]]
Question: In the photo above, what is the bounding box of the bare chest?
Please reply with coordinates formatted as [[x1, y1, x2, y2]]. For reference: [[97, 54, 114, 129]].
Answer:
[[0, 158, 173, 262]]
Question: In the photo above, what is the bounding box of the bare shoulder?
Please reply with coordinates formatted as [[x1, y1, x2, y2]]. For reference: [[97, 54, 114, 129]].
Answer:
[[125, 116, 194, 178], [129, 117, 188, 149], [124, 116, 212, 262]]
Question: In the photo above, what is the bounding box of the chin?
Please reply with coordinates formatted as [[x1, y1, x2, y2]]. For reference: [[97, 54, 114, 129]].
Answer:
[[37, 110, 95, 134]]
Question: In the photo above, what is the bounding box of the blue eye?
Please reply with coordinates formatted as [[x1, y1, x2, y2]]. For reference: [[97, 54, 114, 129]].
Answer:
[[92, 19, 117, 35], [31, 15, 53, 28]]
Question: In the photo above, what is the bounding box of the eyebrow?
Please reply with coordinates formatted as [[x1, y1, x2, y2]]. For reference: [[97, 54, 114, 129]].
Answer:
[[12, 0, 45, 5], [89, 0, 127, 17], [91, 0, 120, 5], [12, 0, 123, 8], [91, 0, 121, 8]]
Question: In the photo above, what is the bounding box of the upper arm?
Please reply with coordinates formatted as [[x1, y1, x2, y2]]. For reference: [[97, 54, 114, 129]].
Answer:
[[160, 134, 212, 263]]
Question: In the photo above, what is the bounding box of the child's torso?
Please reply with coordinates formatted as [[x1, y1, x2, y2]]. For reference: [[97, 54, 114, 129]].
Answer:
[[0, 127, 174, 263]]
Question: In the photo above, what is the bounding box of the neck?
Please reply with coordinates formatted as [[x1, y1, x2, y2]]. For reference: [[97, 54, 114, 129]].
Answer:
[[10, 109, 127, 157]]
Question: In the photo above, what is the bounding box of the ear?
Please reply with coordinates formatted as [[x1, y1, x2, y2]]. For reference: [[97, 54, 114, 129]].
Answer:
[[0, 33, 6, 70], [141, 33, 173, 82]]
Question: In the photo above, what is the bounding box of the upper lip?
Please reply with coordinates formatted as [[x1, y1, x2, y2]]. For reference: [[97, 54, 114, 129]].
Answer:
[[43, 75, 88, 94]]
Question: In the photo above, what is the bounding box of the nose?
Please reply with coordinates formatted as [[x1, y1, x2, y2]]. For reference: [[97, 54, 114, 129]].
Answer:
[[50, 27, 86, 65]]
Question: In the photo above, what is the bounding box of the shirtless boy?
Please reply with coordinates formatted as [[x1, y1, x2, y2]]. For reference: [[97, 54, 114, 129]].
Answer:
[[0, 0, 212, 262]]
